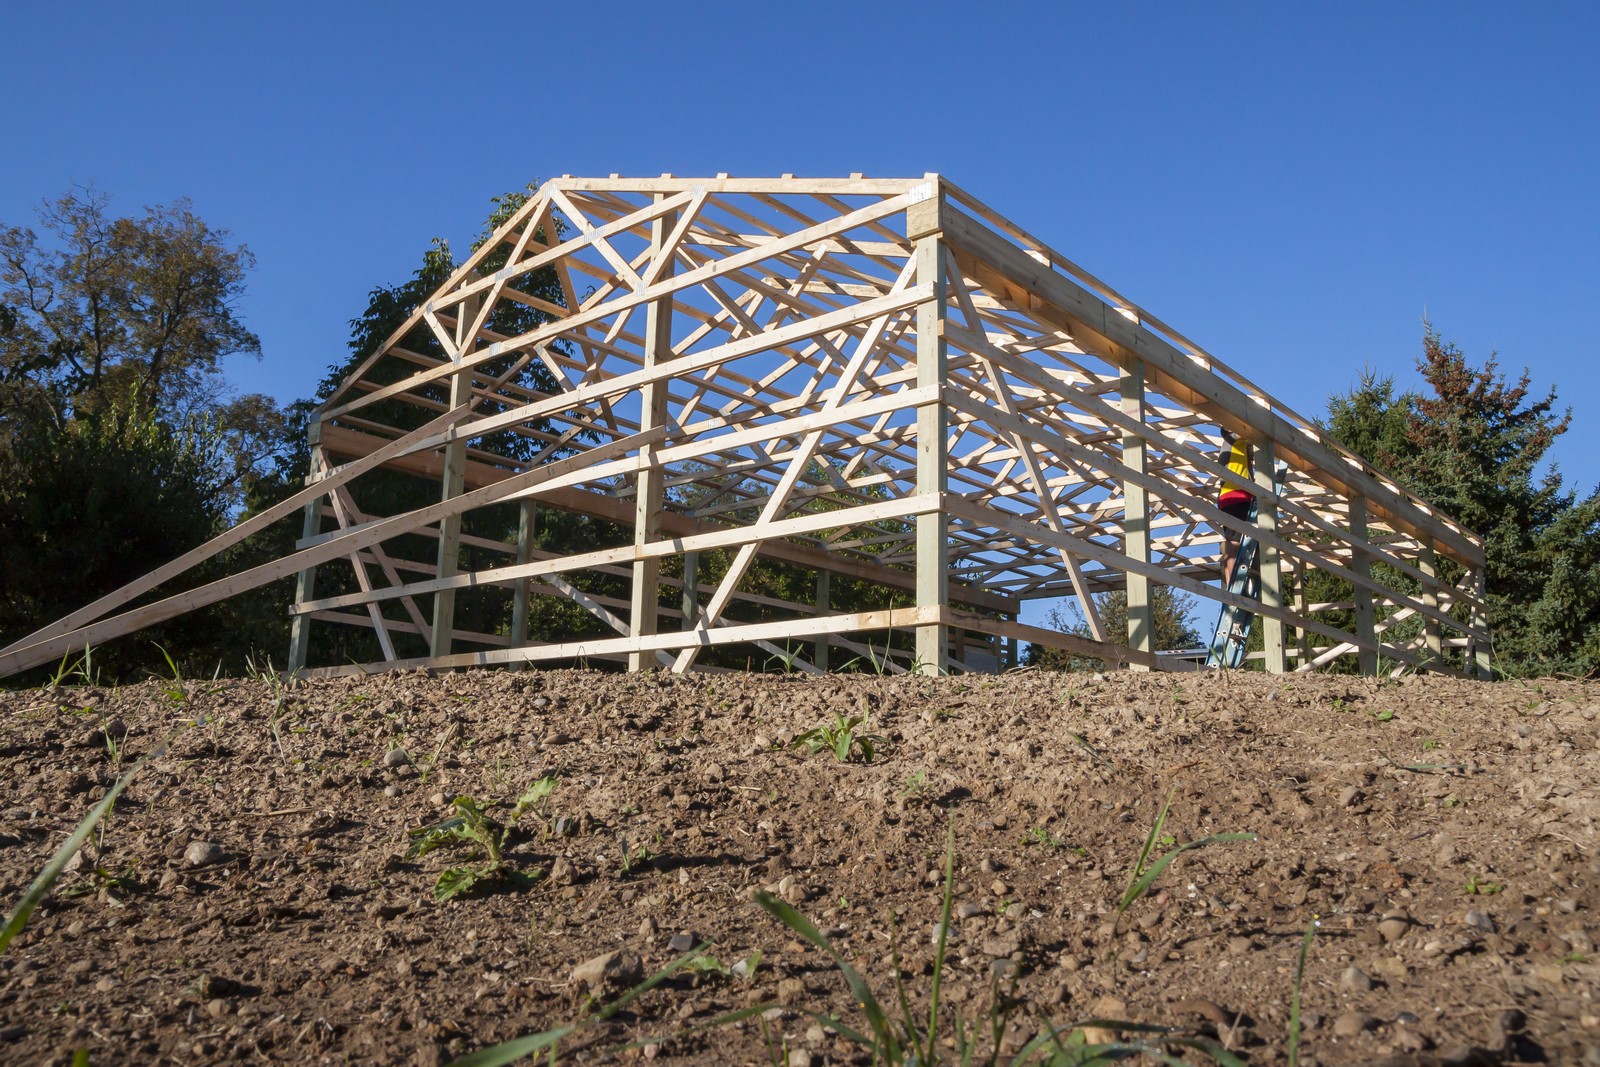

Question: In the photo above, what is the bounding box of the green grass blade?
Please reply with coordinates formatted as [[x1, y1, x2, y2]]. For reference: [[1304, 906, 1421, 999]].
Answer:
[[752, 891, 898, 1055], [1287, 915, 1318, 1067], [447, 1023, 578, 1067], [1117, 833, 1258, 916], [451, 948, 707, 1066], [926, 821, 957, 1065], [1132, 790, 1175, 885], [1, 745, 161, 954]]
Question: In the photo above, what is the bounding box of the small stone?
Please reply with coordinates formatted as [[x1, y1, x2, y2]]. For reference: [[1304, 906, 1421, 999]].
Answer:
[[184, 841, 223, 868], [66, 920, 85, 938], [1058, 953, 1082, 973], [549, 857, 575, 885], [1378, 911, 1411, 943], [980, 937, 1020, 958], [1227, 936, 1254, 955], [991, 958, 1020, 979], [786, 1050, 813, 1067], [382, 747, 411, 769], [94, 977, 116, 992], [639, 916, 658, 939], [571, 950, 642, 991], [703, 763, 725, 783], [429, 792, 446, 808], [990, 879, 1009, 896], [1333, 1012, 1377, 1038], [383, 785, 402, 798], [1463, 909, 1495, 933], [1173, 998, 1232, 1027], [205, 998, 228, 1018], [777, 977, 806, 1005], [956, 902, 984, 920], [1372, 956, 1408, 982], [1082, 997, 1125, 1044], [668, 931, 698, 953], [1341, 966, 1373, 992], [805, 1024, 827, 1044], [1339, 786, 1364, 808]]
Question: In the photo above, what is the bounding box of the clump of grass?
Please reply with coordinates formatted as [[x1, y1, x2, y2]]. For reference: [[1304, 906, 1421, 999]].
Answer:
[[792, 712, 883, 763], [1117, 788, 1257, 924], [407, 777, 557, 900], [748, 825, 1244, 1066]]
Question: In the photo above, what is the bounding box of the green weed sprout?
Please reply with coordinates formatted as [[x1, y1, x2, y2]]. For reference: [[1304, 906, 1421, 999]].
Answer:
[[1117, 789, 1257, 923], [793, 712, 882, 763], [407, 777, 557, 901]]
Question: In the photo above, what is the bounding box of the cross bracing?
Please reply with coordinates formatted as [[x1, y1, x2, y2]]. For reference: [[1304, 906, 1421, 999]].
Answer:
[[0, 174, 1491, 681]]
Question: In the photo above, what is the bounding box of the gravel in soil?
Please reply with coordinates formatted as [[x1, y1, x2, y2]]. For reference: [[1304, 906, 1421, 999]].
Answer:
[[2, 668, 1598, 1065]]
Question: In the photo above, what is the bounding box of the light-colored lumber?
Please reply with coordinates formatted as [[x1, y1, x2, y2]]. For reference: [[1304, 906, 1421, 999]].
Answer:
[[2, 175, 1491, 684]]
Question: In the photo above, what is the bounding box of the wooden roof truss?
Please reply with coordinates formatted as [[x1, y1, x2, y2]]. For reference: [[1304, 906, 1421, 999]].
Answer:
[[0, 175, 1490, 680]]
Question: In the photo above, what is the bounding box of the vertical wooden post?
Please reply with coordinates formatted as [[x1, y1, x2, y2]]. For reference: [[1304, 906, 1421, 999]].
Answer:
[[287, 423, 324, 674], [681, 551, 700, 629], [510, 501, 537, 652], [1418, 537, 1442, 671], [1292, 558, 1310, 666], [629, 196, 677, 670], [1348, 496, 1378, 675], [1120, 360, 1151, 669], [1253, 440, 1286, 674], [909, 194, 948, 675], [430, 294, 479, 661], [814, 568, 831, 671], [1470, 569, 1492, 679]]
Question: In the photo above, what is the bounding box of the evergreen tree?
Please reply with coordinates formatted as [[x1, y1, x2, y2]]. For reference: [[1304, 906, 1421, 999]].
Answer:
[[1323, 330, 1599, 677]]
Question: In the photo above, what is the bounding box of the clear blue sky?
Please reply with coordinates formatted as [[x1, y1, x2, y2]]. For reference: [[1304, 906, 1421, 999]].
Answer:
[[4, 1, 1597, 500]]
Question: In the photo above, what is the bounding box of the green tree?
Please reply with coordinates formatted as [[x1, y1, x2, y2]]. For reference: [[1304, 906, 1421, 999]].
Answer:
[[246, 186, 611, 668], [1322, 330, 1599, 677], [0, 190, 286, 679], [1026, 585, 1202, 670]]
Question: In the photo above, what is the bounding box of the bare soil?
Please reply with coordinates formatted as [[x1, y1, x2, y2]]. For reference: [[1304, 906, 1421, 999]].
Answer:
[[1, 668, 1597, 1066]]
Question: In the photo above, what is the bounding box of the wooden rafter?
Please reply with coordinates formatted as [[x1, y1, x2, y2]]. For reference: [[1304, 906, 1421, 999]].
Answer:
[[0, 175, 1491, 682]]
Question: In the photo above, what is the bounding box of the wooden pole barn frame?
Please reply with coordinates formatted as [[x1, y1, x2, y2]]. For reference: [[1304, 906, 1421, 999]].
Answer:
[[0, 175, 1492, 681]]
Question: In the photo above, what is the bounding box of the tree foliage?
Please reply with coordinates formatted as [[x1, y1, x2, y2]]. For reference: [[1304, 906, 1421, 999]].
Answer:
[[1323, 330, 1599, 677], [1026, 586, 1202, 671], [0, 189, 286, 680]]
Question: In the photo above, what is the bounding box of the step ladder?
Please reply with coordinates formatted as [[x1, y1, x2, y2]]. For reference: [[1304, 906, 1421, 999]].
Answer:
[[1206, 463, 1287, 669]]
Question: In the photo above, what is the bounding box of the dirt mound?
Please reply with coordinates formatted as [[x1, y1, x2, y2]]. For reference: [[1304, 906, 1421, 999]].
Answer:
[[1, 668, 1596, 1065]]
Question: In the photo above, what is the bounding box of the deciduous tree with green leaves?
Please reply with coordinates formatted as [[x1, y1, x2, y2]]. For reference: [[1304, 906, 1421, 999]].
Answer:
[[0, 189, 287, 679]]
